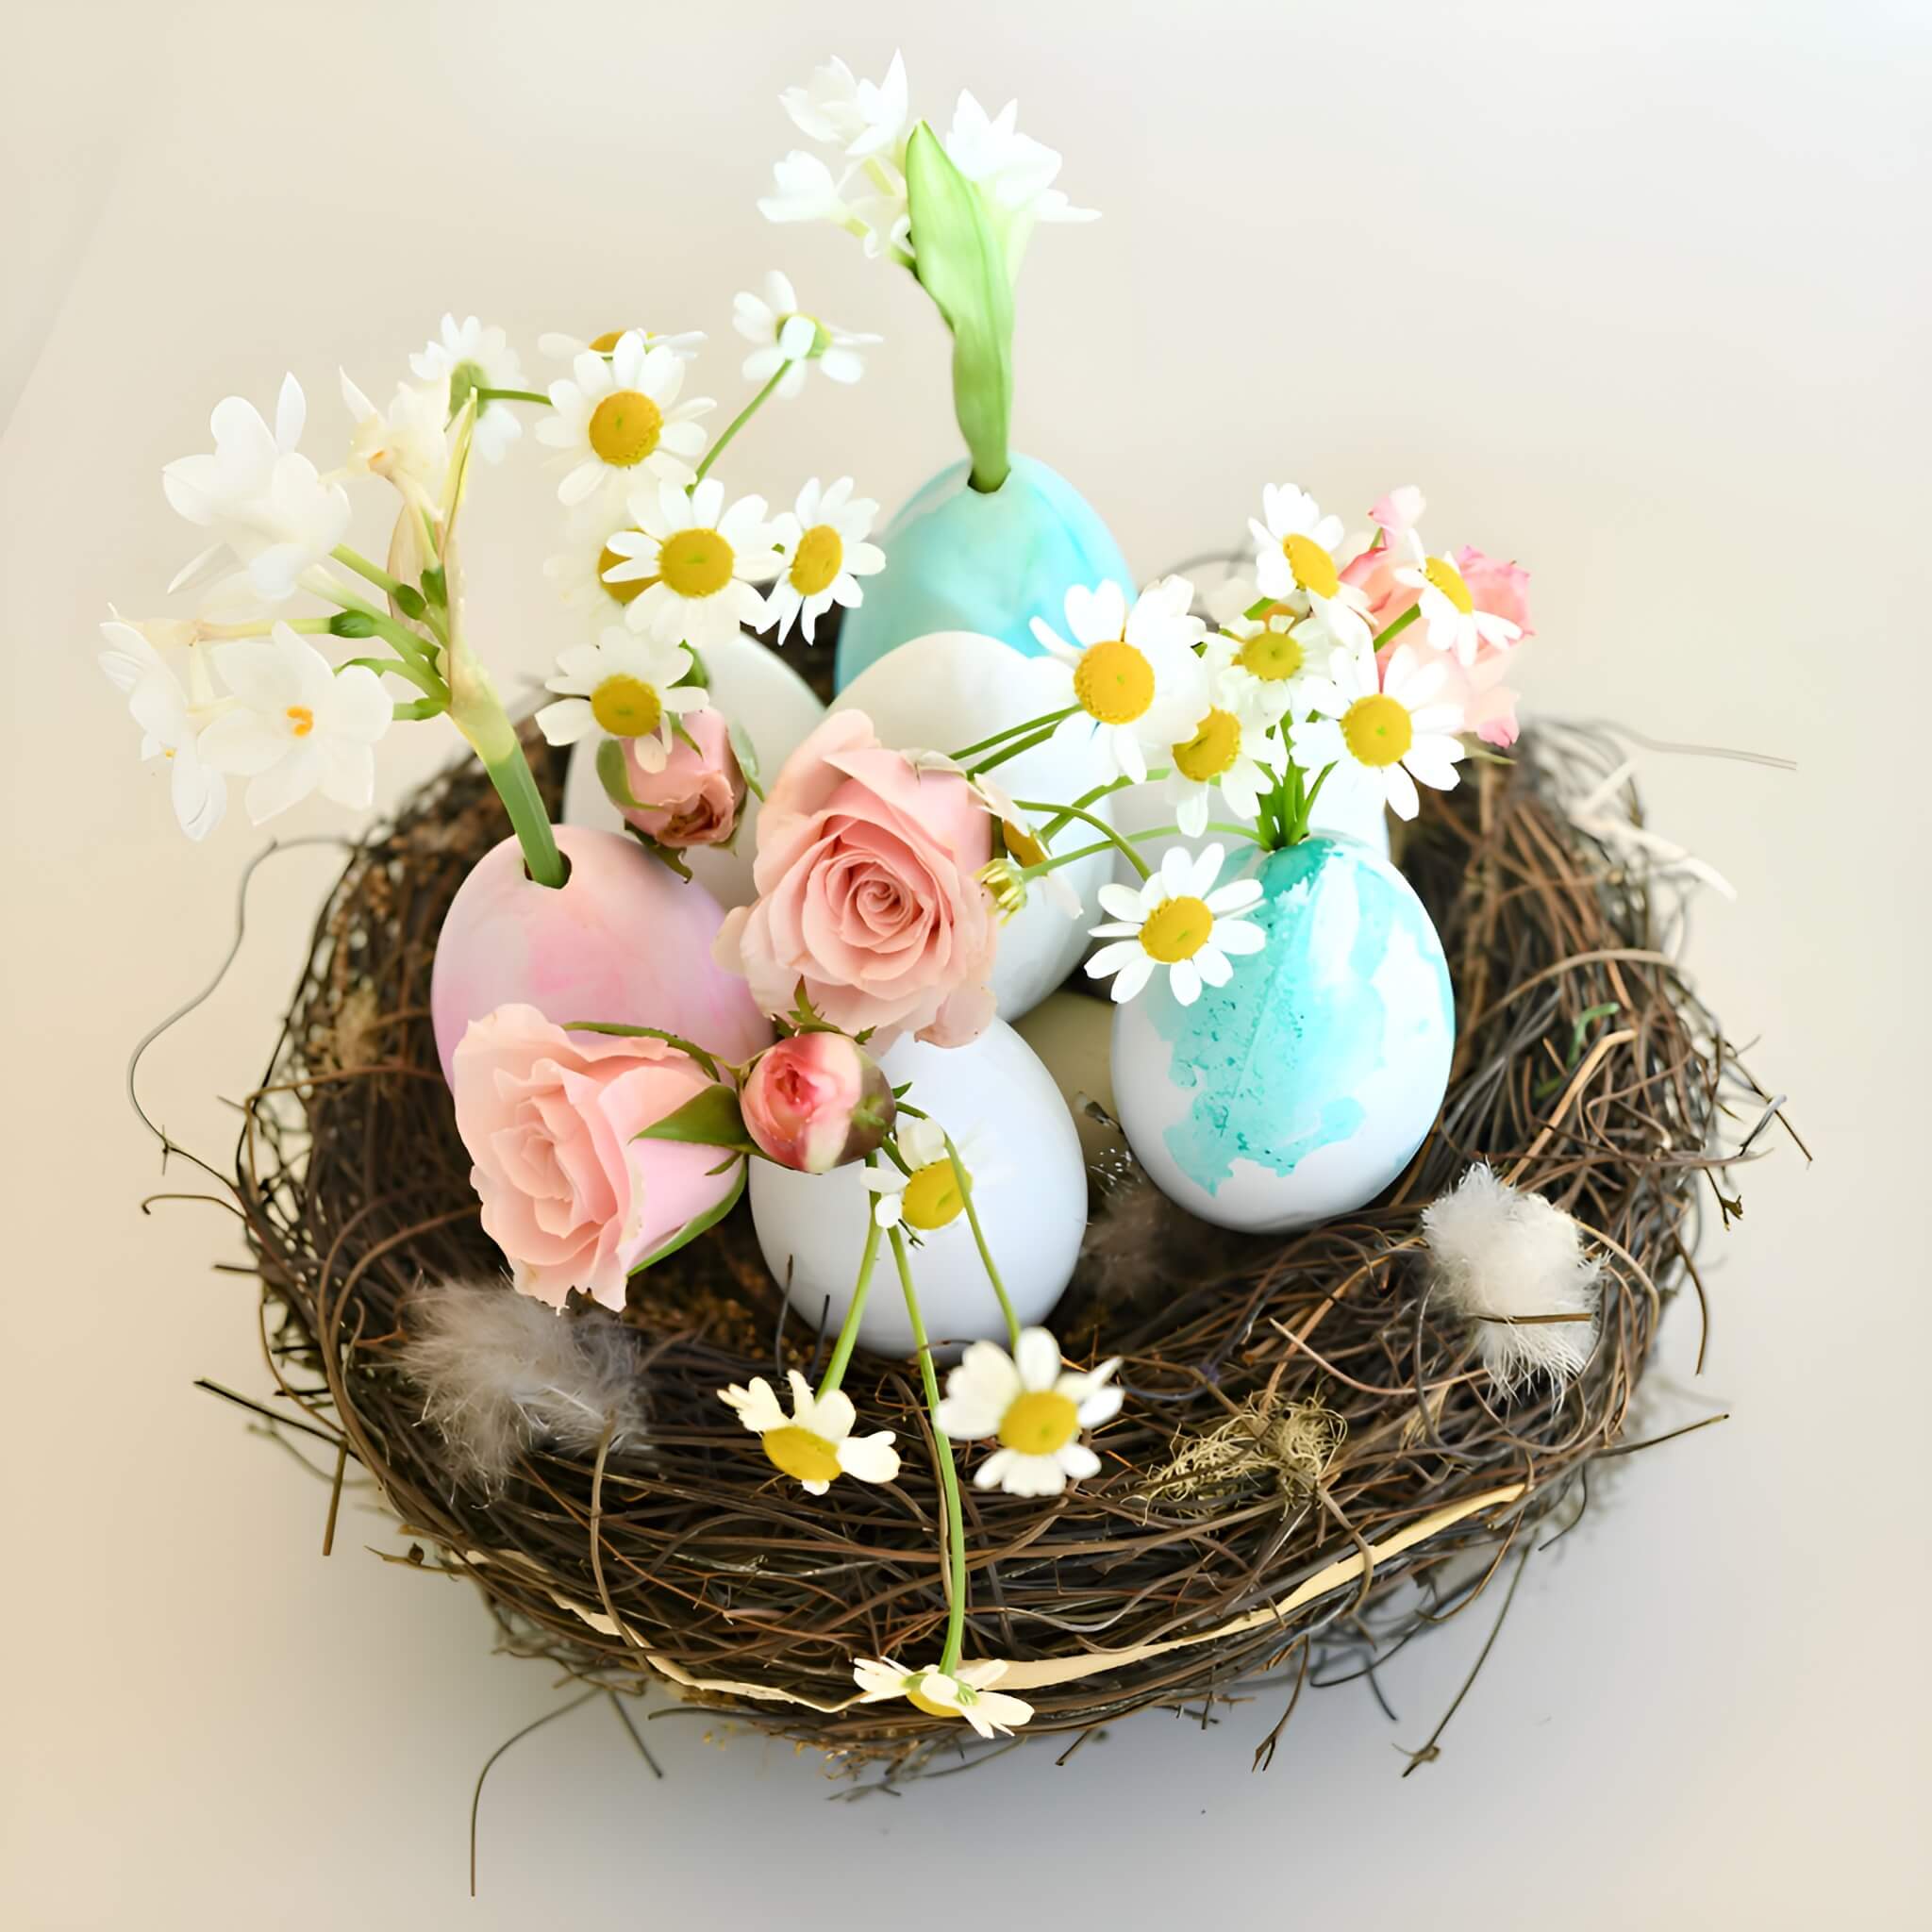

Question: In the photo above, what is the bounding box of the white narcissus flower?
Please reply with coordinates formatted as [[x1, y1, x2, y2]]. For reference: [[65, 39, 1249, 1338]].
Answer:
[[936, 1325, 1122, 1498], [758, 149, 860, 227], [1085, 842, 1267, 1008], [1163, 683, 1280, 839], [1296, 640, 1468, 823], [408, 313, 526, 463], [198, 625, 391, 824], [1391, 530, 1524, 666], [534, 629, 705, 770], [780, 51, 909, 160], [718, 1369, 900, 1496], [1031, 576, 1209, 785], [603, 477, 771, 651], [1249, 485, 1374, 653], [943, 91, 1096, 227], [763, 475, 885, 644], [732, 270, 879, 399], [851, 1656, 1034, 1740], [536, 330, 713, 509], [161, 375, 351, 602], [537, 325, 705, 364], [98, 615, 227, 841], [339, 371, 450, 508]]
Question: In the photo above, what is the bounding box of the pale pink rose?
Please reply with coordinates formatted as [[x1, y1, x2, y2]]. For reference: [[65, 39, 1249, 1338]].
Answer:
[[618, 706, 746, 848], [453, 1002, 741, 1312], [714, 710, 998, 1048], [1452, 547, 1534, 643], [741, 1032, 896, 1173]]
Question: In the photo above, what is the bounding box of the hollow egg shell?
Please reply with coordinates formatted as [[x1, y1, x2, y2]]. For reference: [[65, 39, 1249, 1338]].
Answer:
[[563, 630, 827, 910], [836, 630, 1114, 1024]]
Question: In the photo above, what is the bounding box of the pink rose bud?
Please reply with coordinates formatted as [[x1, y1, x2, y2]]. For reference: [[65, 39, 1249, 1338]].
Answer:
[[618, 707, 747, 849], [740, 1032, 896, 1174]]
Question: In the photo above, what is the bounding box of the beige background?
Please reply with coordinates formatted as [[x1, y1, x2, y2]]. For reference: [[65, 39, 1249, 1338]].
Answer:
[[3, 1, 1926, 1924]]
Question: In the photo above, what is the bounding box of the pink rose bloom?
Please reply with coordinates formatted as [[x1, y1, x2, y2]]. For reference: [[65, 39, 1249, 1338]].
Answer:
[[453, 1002, 741, 1312], [741, 1032, 896, 1173], [618, 706, 745, 848], [714, 710, 997, 1049], [1453, 547, 1533, 643]]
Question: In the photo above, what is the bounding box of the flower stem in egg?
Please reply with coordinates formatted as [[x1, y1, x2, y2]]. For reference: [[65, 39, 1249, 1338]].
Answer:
[[1013, 797, 1151, 880], [816, 1170, 886, 1401], [944, 1132, 1021, 1353]]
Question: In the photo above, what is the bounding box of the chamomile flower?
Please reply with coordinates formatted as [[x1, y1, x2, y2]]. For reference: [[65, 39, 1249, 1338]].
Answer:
[[537, 325, 705, 363], [1391, 532, 1524, 666], [536, 331, 712, 509], [764, 476, 885, 643], [1164, 690, 1278, 839], [851, 1657, 1034, 1740], [733, 271, 879, 399], [950, 770, 1081, 920], [534, 629, 704, 771], [718, 1370, 901, 1496], [781, 51, 910, 160], [1085, 842, 1266, 1008], [1249, 484, 1373, 652], [864, 1118, 996, 1233], [408, 314, 526, 463], [936, 1326, 1123, 1498], [1208, 602, 1337, 726], [604, 477, 771, 651], [98, 615, 227, 841], [197, 627, 391, 824], [1030, 577, 1208, 785], [1295, 641, 1467, 822], [541, 511, 650, 619]]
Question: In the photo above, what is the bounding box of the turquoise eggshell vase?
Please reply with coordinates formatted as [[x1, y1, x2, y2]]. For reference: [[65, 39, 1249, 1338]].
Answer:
[[833, 454, 1132, 690], [1109, 837, 1454, 1234]]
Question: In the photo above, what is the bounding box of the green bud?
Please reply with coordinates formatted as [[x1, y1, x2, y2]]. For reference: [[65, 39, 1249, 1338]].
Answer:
[[421, 566, 448, 607], [392, 583, 427, 621], [330, 610, 377, 639]]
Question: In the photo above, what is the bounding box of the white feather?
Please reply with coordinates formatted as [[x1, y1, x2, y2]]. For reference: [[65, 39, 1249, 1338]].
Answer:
[[395, 1281, 649, 1489], [1421, 1164, 1603, 1391]]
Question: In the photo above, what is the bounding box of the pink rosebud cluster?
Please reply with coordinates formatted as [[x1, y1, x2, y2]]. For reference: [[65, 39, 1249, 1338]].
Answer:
[[616, 706, 746, 848], [741, 1031, 896, 1174]]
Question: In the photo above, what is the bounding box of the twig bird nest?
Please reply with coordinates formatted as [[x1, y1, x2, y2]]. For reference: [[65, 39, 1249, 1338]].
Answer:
[[224, 636, 1778, 1779]]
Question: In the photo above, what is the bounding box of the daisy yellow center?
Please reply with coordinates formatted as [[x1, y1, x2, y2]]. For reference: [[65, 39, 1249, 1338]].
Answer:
[[1174, 708, 1241, 781], [1424, 555, 1474, 614], [761, 1425, 842, 1486], [1141, 894, 1213, 963], [590, 675, 662, 738], [1341, 693, 1414, 768], [997, 1390, 1080, 1456], [1002, 819, 1047, 868], [589, 328, 627, 352], [907, 1680, 958, 1719], [1281, 532, 1340, 599], [285, 705, 314, 738], [789, 523, 844, 596], [1074, 639, 1155, 725], [901, 1161, 964, 1232], [597, 537, 650, 607], [1239, 626, 1305, 683], [659, 527, 735, 600], [588, 390, 663, 467]]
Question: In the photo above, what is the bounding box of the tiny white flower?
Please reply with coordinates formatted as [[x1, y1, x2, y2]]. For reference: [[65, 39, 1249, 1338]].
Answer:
[[943, 91, 1095, 225], [1085, 842, 1267, 1008], [534, 628, 705, 769], [1296, 640, 1468, 823], [197, 625, 391, 824], [936, 1325, 1122, 1498], [732, 270, 880, 399], [1163, 679, 1280, 839], [864, 1118, 999, 1234], [758, 148, 860, 227], [763, 475, 885, 644], [718, 1369, 900, 1496], [1391, 530, 1524, 666], [1031, 576, 1208, 785], [1248, 484, 1373, 653], [537, 325, 705, 363], [536, 330, 713, 509], [780, 51, 909, 161], [98, 615, 228, 841], [339, 370, 450, 508], [603, 477, 771, 652], [851, 1656, 1035, 1740], [408, 313, 527, 463]]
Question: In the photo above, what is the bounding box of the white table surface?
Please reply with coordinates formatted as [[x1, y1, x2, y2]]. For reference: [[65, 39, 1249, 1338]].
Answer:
[[4, 2, 1925, 1924]]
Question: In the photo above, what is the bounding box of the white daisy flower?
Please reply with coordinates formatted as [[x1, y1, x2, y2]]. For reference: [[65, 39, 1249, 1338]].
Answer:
[[161, 375, 351, 603], [763, 475, 885, 644], [733, 270, 879, 399], [536, 330, 712, 509], [1208, 603, 1338, 727], [718, 1369, 900, 1496], [781, 51, 909, 160], [851, 1656, 1034, 1740], [1085, 842, 1266, 1008], [537, 325, 705, 364], [338, 370, 450, 508], [541, 510, 651, 619], [408, 313, 526, 463], [1391, 532, 1524, 666], [1163, 685, 1280, 839], [197, 626, 391, 824], [534, 628, 705, 770], [936, 1326, 1122, 1499], [864, 1117, 998, 1234], [98, 615, 228, 841], [1295, 640, 1468, 822], [1248, 484, 1373, 653], [603, 477, 771, 651], [1030, 576, 1208, 785], [943, 92, 1096, 226]]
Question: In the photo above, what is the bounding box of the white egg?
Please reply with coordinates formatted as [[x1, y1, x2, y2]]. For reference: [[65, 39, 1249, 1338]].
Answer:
[[751, 1020, 1087, 1360], [1108, 771, 1388, 889], [836, 630, 1113, 1024], [562, 630, 826, 910], [1012, 989, 1125, 1175]]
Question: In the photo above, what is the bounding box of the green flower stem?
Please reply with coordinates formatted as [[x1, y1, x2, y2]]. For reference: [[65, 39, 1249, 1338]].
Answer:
[[1034, 769, 1148, 845], [1013, 797, 1150, 880], [331, 543, 408, 603], [944, 1133, 1020, 1352], [1373, 605, 1420, 650], [967, 723, 1066, 778], [694, 364, 788, 484], [1288, 760, 1336, 844], [197, 617, 334, 641], [890, 1225, 969, 1675], [342, 653, 442, 702], [1024, 820, 1260, 877], [474, 387, 551, 406], [817, 1191, 885, 1402], [949, 706, 1078, 764], [482, 740, 566, 889]]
